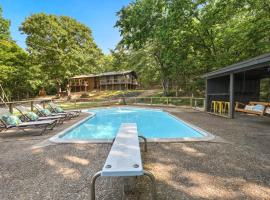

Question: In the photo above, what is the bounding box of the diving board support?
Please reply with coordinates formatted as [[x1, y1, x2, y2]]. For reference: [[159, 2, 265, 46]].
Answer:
[[90, 170, 156, 200], [138, 135, 147, 152], [90, 123, 156, 199]]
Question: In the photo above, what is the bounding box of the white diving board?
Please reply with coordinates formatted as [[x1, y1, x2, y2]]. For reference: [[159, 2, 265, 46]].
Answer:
[[101, 123, 143, 177], [90, 123, 156, 200]]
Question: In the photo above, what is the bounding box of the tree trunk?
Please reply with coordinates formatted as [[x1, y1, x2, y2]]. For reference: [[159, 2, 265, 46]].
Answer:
[[153, 50, 170, 96], [56, 80, 61, 98], [162, 78, 170, 96], [175, 84, 180, 97]]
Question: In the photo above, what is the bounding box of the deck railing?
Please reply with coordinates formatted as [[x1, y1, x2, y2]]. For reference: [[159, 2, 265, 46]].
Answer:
[[99, 79, 138, 85], [0, 97, 205, 113]]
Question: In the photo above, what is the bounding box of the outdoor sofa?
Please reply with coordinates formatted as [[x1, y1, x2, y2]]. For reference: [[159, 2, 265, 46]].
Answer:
[[235, 101, 270, 116]]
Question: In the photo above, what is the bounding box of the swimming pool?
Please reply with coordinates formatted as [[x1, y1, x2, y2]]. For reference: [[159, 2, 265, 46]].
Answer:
[[50, 107, 214, 143]]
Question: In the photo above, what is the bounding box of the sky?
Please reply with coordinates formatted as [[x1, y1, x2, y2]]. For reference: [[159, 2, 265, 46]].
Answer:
[[1, 0, 131, 54]]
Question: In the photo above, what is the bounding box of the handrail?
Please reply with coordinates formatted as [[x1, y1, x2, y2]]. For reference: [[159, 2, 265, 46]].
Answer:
[[0, 97, 205, 105], [0, 96, 205, 114], [99, 80, 138, 85]]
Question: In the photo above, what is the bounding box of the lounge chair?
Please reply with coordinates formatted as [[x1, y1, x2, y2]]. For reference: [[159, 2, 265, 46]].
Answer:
[[15, 105, 65, 124], [90, 123, 156, 200], [34, 104, 72, 120], [0, 108, 57, 135], [235, 102, 266, 116], [48, 102, 81, 118]]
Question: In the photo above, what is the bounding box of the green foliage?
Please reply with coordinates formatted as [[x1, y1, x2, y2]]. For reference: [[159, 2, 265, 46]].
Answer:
[[19, 13, 104, 91], [106, 44, 160, 87], [0, 7, 10, 40], [116, 0, 270, 96], [1, 9, 105, 99], [0, 40, 36, 99], [1, 1, 270, 99], [0, 7, 33, 100]]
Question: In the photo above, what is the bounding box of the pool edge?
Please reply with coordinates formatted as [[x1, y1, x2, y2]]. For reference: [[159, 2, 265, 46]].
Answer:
[[49, 112, 96, 144], [49, 106, 215, 144]]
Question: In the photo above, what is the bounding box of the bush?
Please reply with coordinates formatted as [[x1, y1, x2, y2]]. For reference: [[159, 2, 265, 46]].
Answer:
[[80, 93, 90, 98]]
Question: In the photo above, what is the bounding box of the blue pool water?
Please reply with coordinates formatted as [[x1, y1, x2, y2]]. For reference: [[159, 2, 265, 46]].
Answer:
[[60, 107, 204, 140]]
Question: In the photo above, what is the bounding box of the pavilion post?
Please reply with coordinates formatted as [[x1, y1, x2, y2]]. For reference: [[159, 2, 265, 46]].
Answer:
[[229, 73, 235, 118], [205, 79, 208, 112]]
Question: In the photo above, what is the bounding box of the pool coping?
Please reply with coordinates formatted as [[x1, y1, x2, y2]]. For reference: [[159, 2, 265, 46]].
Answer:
[[49, 106, 215, 144]]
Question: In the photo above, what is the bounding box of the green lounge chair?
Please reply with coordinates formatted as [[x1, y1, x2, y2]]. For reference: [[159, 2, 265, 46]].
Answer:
[[48, 102, 81, 118], [15, 105, 65, 124], [0, 107, 57, 135], [34, 104, 72, 120]]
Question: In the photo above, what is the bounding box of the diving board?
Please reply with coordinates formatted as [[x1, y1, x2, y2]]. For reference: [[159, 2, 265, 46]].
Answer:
[[90, 123, 156, 199], [102, 123, 143, 176]]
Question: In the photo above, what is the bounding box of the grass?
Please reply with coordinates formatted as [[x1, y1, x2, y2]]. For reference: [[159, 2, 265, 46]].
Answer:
[[77, 90, 145, 100], [55, 97, 205, 111], [57, 101, 121, 110]]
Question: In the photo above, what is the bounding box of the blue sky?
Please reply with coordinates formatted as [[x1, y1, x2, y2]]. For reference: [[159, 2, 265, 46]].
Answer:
[[1, 0, 131, 54]]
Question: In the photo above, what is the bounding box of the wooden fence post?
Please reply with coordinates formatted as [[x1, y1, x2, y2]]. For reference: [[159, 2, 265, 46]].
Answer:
[[190, 98, 193, 108], [30, 101, 34, 111], [9, 103, 13, 114]]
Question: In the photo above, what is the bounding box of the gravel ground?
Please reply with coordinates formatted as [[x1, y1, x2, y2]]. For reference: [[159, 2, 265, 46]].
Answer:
[[0, 107, 269, 200]]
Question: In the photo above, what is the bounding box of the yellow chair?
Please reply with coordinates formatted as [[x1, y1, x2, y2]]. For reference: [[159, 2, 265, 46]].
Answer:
[[224, 102, 230, 114], [217, 101, 224, 114], [211, 101, 219, 113]]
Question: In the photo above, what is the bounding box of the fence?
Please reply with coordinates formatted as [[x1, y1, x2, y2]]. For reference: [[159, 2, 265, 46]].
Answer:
[[0, 97, 205, 114]]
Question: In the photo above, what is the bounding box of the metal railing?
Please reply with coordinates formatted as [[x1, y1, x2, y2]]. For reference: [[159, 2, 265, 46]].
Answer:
[[52, 97, 205, 111], [126, 97, 205, 109], [0, 97, 205, 114], [99, 79, 138, 85]]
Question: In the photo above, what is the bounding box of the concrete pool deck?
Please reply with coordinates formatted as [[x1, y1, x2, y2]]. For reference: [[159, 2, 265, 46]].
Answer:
[[0, 107, 269, 199]]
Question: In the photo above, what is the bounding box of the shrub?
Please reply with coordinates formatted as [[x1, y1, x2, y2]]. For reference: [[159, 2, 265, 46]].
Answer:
[[80, 93, 90, 98]]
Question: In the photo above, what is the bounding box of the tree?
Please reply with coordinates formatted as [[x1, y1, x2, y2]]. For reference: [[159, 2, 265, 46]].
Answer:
[[20, 13, 104, 95], [116, 0, 270, 96], [110, 44, 160, 88], [0, 7, 10, 40], [0, 7, 33, 100]]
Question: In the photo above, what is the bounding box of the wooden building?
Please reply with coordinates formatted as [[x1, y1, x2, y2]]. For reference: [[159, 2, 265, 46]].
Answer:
[[68, 70, 138, 92]]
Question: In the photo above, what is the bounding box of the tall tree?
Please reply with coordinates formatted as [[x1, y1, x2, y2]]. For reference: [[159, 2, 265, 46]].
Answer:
[[116, 0, 270, 96], [0, 7, 33, 100], [109, 44, 160, 87], [0, 7, 10, 40], [20, 13, 104, 94]]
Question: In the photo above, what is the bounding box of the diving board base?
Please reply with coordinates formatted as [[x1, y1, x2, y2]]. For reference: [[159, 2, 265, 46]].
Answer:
[[90, 170, 156, 200], [90, 123, 156, 199]]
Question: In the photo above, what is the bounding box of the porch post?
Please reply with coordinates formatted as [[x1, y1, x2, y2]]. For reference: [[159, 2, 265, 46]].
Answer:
[[229, 73, 235, 118], [205, 79, 208, 112]]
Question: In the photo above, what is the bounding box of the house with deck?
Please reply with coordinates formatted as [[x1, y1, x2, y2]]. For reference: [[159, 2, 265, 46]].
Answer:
[[68, 70, 138, 92]]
